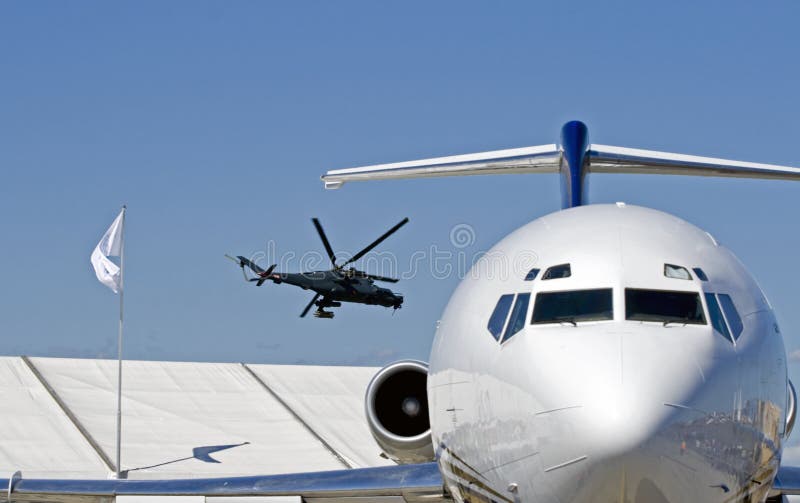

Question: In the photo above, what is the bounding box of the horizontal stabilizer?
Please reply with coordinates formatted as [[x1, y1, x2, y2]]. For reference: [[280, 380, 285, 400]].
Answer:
[[322, 144, 560, 189], [589, 144, 800, 180], [321, 122, 800, 206]]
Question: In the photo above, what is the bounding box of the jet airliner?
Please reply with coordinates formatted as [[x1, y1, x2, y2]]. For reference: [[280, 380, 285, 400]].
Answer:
[[6, 121, 800, 502]]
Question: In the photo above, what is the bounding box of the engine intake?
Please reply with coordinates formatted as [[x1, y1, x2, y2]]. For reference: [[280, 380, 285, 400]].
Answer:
[[365, 360, 434, 464]]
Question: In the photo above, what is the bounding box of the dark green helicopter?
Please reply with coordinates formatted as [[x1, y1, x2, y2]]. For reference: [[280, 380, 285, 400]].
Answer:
[[226, 217, 408, 318]]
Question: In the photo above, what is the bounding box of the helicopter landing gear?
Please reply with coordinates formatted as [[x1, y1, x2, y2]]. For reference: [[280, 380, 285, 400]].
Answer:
[[313, 309, 335, 319], [313, 299, 340, 319]]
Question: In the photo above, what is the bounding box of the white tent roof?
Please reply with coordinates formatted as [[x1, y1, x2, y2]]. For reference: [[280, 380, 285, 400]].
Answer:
[[247, 364, 386, 469], [0, 358, 108, 478], [0, 357, 392, 480]]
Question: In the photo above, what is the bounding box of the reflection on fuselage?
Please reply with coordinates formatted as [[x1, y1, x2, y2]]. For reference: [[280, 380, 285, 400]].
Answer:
[[428, 204, 788, 503]]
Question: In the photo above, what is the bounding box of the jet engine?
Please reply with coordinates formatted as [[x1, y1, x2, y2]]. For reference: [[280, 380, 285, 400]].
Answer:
[[365, 360, 434, 464]]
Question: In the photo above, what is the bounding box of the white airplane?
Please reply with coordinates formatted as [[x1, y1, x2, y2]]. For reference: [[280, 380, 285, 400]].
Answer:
[[6, 121, 800, 503]]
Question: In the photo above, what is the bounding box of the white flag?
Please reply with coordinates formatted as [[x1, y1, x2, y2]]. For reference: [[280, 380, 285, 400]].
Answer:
[[91, 208, 125, 294]]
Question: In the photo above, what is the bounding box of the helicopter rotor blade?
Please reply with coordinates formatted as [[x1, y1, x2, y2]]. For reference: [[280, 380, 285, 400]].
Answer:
[[341, 217, 409, 267], [300, 293, 321, 318], [311, 218, 337, 267]]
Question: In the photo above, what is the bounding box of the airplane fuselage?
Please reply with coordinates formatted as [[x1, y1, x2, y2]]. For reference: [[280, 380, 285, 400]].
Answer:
[[428, 204, 788, 503]]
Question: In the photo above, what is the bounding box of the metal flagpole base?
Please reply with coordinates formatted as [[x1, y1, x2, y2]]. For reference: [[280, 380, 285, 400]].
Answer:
[[7, 471, 21, 503]]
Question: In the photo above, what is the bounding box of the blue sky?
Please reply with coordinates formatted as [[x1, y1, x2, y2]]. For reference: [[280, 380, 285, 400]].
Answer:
[[1, 1, 799, 375]]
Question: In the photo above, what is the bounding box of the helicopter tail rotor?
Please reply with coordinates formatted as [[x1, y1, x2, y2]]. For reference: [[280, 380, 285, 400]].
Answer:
[[226, 254, 277, 285], [250, 264, 277, 286]]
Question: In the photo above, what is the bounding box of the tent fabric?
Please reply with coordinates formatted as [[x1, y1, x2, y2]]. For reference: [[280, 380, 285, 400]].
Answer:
[[0, 357, 108, 478], [247, 364, 395, 468], [0, 357, 389, 480]]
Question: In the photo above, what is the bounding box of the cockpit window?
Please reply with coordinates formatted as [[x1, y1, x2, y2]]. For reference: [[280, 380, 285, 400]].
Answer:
[[718, 294, 744, 341], [626, 289, 706, 325], [664, 264, 692, 280], [693, 268, 709, 281], [524, 268, 540, 281], [705, 293, 732, 342], [487, 294, 514, 341], [502, 293, 531, 342], [542, 263, 571, 280], [531, 288, 613, 325]]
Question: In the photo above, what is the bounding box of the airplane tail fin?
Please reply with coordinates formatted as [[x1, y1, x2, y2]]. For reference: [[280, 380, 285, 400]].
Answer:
[[321, 121, 800, 209]]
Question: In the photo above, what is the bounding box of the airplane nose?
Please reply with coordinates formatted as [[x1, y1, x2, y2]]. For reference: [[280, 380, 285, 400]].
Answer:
[[559, 406, 675, 502], [532, 329, 716, 502], [536, 385, 694, 503], [581, 398, 670, 460]]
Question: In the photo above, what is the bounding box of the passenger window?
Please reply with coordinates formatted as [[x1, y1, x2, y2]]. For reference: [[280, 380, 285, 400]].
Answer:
[[487, 294, 514, 341], [543, 264, 571, 280], [503, 293, 531, 343], [718, 294, 743, 341], [664, 264, 692, 280], [705, 293, 733, 343], [693, 268, 709, 281], [524, 268, 540, 281]]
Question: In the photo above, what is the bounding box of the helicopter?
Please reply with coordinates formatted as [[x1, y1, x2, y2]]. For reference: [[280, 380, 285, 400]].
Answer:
[[226, 217, 408, 319]]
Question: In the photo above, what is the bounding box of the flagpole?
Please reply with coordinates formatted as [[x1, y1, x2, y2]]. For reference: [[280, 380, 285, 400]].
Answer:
[[115, 205, 126, 479]]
